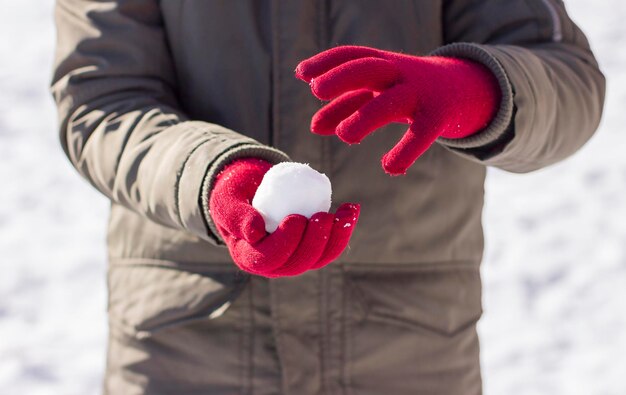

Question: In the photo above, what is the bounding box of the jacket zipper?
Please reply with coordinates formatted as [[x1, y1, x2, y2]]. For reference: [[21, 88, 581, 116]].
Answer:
[[539, 0, 563, 42]]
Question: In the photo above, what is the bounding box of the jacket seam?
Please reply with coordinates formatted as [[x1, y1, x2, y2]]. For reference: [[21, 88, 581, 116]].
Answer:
[[318, 270, 329, 394], [237, 291, 245, 395], [108, 257, 240, 270], [107, 257, 480, 271], [268, 282, 289, 395], [245, 280, 254, 394], [486, 47, 543, 169], [316, 2, 332, 392], [538, 0, 563, 42], [365, 308, 482, 337], [319, 0, 332, 176], [174, 135, 214, 229], [341, 267, 353, 394], [341, 260, 480, 272], [271, 0, 281, 149]]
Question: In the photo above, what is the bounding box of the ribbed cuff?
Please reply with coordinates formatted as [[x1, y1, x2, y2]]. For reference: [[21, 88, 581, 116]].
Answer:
[[429, 42, 515, 149], [200, 144, 291, 245]]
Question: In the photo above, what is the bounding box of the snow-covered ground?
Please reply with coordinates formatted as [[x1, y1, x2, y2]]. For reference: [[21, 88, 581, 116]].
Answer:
[[0, 1, 624, 394]]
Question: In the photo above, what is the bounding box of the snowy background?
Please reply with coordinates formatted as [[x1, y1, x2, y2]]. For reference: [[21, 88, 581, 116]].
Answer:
[[1, 0, 625, 394]]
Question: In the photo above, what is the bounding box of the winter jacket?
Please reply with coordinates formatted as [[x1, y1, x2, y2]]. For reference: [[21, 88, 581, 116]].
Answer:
[[51, 0, 604, 394]]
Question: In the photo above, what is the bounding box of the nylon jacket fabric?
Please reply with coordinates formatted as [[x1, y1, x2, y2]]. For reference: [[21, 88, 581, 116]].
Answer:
[[51, 1, 604, 394]]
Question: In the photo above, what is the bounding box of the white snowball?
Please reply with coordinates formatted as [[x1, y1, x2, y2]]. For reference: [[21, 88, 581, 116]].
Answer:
[[252, 162, 332, 233]]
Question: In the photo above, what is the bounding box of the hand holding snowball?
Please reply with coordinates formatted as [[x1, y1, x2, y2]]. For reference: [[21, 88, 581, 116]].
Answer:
[[208, 158, 360, 278], [252, 162, 332, 233]]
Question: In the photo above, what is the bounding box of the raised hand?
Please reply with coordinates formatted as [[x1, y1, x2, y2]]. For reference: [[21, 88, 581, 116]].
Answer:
[[296, 45, 500, 175]]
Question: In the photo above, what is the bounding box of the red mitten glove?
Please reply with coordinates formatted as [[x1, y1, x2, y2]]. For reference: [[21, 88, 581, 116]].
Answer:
[[295, 45, 501, 175], [209, 158, 360, 278]]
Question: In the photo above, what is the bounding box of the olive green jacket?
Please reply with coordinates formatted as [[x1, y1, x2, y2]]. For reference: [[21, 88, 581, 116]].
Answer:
[[51, 1, 604, 394]]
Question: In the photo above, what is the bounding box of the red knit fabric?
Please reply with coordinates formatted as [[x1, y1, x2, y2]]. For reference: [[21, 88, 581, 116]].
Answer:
[[209, 158, 360, 278], [295, 45, 501, 175]]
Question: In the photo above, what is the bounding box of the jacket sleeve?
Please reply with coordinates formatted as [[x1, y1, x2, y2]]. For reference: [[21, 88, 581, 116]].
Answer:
[[51, 0, 289, 245], [432, 0, 606, 173]]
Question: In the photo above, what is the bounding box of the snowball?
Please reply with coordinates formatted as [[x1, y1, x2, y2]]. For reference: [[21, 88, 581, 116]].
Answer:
[[252, 162, 332, 233]]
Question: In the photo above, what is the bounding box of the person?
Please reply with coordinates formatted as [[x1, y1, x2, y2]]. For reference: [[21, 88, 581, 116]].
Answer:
[[51, 0, 605, 394]]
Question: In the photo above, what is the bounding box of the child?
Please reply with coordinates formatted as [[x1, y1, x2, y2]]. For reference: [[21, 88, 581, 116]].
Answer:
[[52, 1, 604, 393]]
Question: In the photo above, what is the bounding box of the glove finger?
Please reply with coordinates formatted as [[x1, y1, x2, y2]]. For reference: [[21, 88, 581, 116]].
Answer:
[[227, 203, 267, 244], [230, 214, 308, 276], [310, 57, 399, 101], [266, 212, 335, 278], [311, 203, 361, 270], [311, 89, 375, 135], [211, 199, 266, 244], [295, 45, 387, 82], [335, 86, 409, 144], [381, 121, 441, 176]]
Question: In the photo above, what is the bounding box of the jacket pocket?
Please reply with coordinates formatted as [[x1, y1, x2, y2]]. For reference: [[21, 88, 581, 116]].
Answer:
[[342, 262, 484, 394], [107, 261, 248, 339], [344, 262, 482, 336]]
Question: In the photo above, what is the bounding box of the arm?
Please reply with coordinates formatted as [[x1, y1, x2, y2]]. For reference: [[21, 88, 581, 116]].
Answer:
[[434, 0, 606, 173], [51, 0, 289, 245]]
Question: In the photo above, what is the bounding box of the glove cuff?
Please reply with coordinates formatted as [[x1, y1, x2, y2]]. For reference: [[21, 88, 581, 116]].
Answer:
[[201, 144, 291, 245]]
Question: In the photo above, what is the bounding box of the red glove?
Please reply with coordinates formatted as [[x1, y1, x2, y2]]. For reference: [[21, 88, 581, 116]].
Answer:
[[295, 45, 501, 175], [208, 158, 360, 278]]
